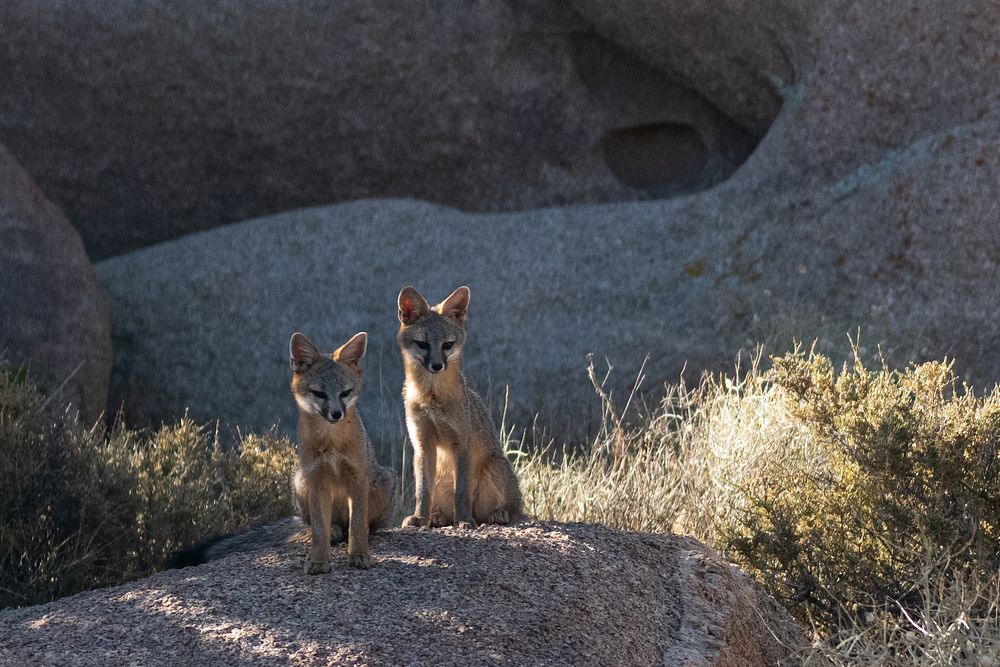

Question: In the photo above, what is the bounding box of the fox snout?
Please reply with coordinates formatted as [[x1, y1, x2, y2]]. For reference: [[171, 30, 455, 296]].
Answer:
[[417, 348, 448, 373], [302, 391, 349, 423]]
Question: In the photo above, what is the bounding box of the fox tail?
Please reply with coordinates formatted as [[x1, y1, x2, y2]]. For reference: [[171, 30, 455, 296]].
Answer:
[[167, 517, 306, 568]]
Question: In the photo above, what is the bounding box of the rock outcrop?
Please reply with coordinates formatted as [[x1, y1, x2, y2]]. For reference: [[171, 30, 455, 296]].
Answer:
[[95, 0, 1000, 444], [0, 143, 112, 424], [0, 0, 756, 259], [0, 522, 804, 665]]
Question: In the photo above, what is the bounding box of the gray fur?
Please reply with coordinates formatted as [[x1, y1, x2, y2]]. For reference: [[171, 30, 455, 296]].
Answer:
[[203, 517, 305, 562]]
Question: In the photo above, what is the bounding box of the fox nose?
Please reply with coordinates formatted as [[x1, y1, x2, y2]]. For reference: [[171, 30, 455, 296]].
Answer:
[[329, 410, 343, 421], [430, 362, 444, 372]]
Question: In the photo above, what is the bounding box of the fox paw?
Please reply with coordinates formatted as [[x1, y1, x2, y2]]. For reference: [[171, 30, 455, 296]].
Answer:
[[456, 518, 479, 529], [487, 509, 511, 525], [402, 514, 430, 529], [305, 559, 331, 575], [329, 525, 346, 544], [348, 553, 372, 570], [430, 511, 451, 528]]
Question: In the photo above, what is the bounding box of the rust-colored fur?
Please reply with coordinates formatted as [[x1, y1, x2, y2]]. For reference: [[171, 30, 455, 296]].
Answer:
[[289, 331, 396, 573], [396, 286, 522, 529]]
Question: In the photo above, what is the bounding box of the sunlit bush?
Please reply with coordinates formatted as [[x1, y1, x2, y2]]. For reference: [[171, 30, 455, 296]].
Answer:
[[737, 348, 1000, 630], [514, 346, 1000, 641]]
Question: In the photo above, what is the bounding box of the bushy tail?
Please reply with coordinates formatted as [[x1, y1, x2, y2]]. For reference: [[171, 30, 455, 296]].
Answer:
[[371, 463, 400, 529], [167, 517, 306, 568]]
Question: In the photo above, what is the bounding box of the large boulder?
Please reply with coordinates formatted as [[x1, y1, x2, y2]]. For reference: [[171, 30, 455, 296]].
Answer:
[[0, 523, 804, 665], [97, 197, 732, 444], [0, 0, 757, 259], [0, 144, 111, 424], [574, 0, 1000, 179], [96, 0, 1000, 444], [96, 112, 1000, 445]]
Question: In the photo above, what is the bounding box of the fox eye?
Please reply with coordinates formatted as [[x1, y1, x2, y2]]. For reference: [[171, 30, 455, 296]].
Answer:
[[340, 389, 352, 398], [415, 341, 429, 351], [442, 341, 454, 350], [310, 390, 327, 400]]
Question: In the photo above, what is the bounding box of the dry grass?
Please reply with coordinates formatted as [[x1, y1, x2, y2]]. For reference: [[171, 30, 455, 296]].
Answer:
[[512, 350, 815, 543], [803, 570, 1000, 666]]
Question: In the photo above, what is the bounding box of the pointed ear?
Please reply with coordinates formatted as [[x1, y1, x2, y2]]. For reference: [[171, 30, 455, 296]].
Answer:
[[398, 286, 430, 325], [333, 331, 368, 368], [289, 332, 321, 373], [437, 286, 470, 324]]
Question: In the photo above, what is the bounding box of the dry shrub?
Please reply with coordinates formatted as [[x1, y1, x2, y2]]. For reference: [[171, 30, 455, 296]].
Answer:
[[741, 347, 1000, 630], [514, 344, 1000, 654], [803, 567, 999, 665], [0, 368, 297, 609]]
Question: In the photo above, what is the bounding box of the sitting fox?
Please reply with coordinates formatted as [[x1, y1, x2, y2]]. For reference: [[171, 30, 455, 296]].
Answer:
[[397, 286, 522, 529], [289, 331, 396, 572]]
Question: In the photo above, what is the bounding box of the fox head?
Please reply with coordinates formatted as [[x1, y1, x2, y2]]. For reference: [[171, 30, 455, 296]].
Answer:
[[289, 331, 367, 423], [396, 285, 470, 374]]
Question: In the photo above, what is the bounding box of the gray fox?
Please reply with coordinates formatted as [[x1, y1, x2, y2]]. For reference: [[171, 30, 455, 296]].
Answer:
[[396, 285, 522, 529], [168, 331, 396, 572], [289, 331, 396, 572]]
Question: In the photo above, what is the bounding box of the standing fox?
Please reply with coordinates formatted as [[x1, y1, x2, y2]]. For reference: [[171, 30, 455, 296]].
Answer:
[[397, 286, 522, 529], [289, 331, 396, 573]]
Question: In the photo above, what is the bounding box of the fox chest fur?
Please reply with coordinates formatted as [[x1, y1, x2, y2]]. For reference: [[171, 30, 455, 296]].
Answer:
[[297, 413, 368, 484], [403, 365, 472, 444]]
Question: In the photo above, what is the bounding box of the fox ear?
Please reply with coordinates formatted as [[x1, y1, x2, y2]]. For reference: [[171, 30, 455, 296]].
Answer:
[[334, 331, 367, 368], [398, 286, 430, 325], [289, 332, 321, 373], [438, 286, 470, 324]]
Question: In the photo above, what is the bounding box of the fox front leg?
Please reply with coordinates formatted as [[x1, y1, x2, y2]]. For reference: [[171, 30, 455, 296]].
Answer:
[[453, 444, 477, 529], [306, 481, 333, 575], [402, 430, 436, 529], [347, 477, 372, 569]]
